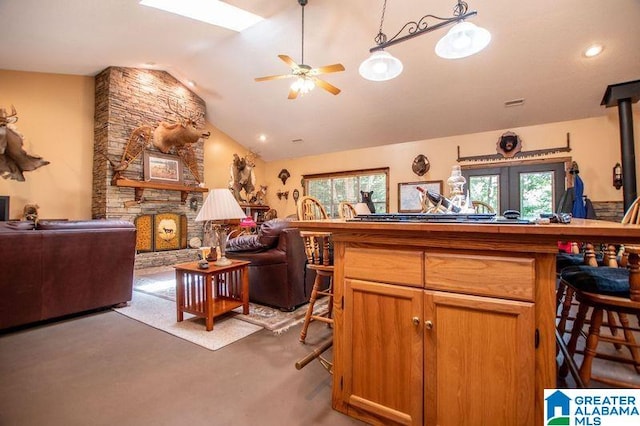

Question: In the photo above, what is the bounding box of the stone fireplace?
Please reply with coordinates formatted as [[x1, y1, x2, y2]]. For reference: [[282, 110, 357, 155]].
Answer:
[[92, 67, 206, 269]]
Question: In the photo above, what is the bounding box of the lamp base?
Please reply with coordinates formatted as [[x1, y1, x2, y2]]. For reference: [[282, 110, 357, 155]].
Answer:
[[214, 256, 233, 267]]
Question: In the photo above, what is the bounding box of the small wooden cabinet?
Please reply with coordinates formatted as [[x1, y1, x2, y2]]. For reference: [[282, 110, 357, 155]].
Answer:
[[336, 247, 536, 426]]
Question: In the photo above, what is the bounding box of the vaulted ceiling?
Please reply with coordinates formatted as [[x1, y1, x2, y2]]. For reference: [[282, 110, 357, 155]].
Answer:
[[1, 0, 638, 161]]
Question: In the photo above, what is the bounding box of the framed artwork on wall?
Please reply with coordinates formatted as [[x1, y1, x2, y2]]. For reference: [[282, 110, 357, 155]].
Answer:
[[398, 180, 443, 213], [143, 151, 183, 184]]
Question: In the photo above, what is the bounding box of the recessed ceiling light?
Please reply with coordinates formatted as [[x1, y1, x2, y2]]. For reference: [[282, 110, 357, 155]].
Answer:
[[187, 80, 196, 88], [139, 0, 264, 32], [584, 44, 604, 58], [258, 134, 267, 142]]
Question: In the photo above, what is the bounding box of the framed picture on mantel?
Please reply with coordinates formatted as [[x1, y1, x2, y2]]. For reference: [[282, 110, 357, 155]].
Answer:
[[398, 180, 443, 213], [143, 151, 183, 184]]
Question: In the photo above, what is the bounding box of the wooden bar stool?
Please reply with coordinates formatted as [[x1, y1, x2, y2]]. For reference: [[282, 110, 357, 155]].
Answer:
[[298, 230, 333, 343], [558, 246, 640, 388], [295, 196, 334, 346]]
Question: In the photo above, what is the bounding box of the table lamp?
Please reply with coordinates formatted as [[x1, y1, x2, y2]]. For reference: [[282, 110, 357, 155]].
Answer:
[[195, 188, 247, 266]]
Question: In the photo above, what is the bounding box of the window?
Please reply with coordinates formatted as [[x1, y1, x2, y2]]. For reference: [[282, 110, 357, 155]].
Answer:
[[303, 168, 389, 217], [463, 160, 568, 218]]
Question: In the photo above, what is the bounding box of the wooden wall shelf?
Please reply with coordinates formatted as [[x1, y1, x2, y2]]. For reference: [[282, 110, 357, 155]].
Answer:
[[114, 179, 208, 203]]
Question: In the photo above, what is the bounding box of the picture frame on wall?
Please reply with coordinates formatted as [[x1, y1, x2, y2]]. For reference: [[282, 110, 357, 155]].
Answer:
[[398, 180, 443, 213], [143, 151, 183, 184]]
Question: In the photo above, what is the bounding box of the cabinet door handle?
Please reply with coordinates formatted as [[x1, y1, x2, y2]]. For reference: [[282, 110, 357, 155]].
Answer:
[[412, 316, 420, 326], [425, 320, 433, 330]]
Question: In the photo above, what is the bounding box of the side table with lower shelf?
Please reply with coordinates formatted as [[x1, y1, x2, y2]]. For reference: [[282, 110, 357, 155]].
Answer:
[[173, 260, 250, 331]]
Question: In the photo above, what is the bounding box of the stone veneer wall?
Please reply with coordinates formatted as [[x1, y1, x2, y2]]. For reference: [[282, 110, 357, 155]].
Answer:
[[92, 67, 206, 269], [591, 201, 624, 223]]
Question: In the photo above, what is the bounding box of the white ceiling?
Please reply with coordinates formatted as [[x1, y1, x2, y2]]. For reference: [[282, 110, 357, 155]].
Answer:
[[1, 0, 639, 161]]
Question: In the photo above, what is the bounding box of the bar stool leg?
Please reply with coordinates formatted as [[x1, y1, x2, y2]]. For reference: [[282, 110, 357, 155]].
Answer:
[[300, 274, 322, 343], [616, 312, 640, 373], [560, 301, 588, 378], [580, 308, 604, 387], [557, 286, 575, 338]]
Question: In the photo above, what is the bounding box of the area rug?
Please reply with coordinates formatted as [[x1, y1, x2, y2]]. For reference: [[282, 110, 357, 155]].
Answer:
[[128, 267, 329, 335], [114, 291, 262, 351]]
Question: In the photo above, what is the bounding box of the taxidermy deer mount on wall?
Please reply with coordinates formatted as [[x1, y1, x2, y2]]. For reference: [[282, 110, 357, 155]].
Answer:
[[229, 151, 258, 202], [0, 105, 50, 182], [107, 98, 210, 184]]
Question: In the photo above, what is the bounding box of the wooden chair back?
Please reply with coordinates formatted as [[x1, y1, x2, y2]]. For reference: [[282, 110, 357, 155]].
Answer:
[[338, 201, 357, 219], [622, 196, 640, 225], [297, 196, 329, 220], [471, 200, 496, 214]]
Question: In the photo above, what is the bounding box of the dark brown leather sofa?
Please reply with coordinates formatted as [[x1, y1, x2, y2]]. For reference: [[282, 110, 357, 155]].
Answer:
[[0, 219, 136, 330], [226, 218, 315, 311]]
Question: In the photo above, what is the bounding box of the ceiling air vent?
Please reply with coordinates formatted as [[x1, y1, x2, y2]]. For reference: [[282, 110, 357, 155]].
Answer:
[[292, 138, 304, 144], [504, 98, 525, 107]]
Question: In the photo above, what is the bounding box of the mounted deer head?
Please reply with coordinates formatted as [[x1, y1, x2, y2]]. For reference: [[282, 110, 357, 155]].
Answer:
[[152, 99, 211, 154]]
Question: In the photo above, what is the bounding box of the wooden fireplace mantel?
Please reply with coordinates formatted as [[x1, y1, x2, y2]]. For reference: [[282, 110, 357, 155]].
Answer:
[[114, 178, 208, 204]]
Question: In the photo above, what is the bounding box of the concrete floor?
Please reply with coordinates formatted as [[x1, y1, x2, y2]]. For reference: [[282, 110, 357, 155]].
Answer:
[[0, 310, 364, 426]]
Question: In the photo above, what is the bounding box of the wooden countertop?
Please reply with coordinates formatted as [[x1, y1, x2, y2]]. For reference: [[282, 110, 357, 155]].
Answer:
[[292, 218, 640, 245]]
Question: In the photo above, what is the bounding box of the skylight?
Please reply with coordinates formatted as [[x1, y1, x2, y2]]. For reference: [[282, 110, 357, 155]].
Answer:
[[140, 0, 264, 32]]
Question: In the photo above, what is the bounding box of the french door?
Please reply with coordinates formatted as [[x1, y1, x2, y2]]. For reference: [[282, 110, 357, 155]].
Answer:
[[462, 161, 567, 218]]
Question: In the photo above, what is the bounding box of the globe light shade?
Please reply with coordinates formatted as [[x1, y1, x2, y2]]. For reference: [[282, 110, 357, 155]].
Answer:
[[435, 21, 491, 59], [359, 50, 403, 81], [291, 77, 315, 94]]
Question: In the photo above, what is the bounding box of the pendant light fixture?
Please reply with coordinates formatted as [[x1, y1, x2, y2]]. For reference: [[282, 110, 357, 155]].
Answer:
[[359, 0, 490, 81], [359, 0, 403, 81]]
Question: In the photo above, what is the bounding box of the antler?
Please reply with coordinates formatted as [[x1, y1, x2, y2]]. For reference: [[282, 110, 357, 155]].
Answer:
[[167, 98, 204, 126], [245, 150, 259, 165], [0, 105, 18, 125], [167, 98, 189, 120]]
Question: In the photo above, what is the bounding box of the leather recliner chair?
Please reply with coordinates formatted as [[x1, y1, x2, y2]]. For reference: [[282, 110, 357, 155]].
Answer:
[[225, 218, 315, 311]]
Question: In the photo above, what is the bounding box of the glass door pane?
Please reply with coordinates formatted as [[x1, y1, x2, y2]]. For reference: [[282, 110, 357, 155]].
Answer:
[[519, 171, 554, 218], [468, 175, 500, 213]]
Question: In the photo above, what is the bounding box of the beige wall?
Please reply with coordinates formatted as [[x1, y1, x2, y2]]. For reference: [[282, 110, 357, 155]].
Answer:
[[2, 69, 638, 220], [0, 70, 95, 220], [0, 69, 264, 220], [264, 109, 640, 217]]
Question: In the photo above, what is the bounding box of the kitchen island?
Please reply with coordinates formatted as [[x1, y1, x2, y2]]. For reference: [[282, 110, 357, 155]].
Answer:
[[292, 218, 640, 426]]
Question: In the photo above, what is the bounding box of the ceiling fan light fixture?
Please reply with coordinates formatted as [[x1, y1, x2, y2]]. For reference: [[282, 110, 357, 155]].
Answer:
[[359, 51, 403, 81], [435, 21, 491, 59], [291, 76, 315, 94]]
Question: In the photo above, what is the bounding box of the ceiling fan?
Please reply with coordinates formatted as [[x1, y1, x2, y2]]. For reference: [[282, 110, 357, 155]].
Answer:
[[254, 0, 345, 100]]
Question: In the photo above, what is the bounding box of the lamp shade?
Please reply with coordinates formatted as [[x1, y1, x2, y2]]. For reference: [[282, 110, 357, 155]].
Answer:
[[195, 188, 247, 222], [359, 50, 403, 81], [435, 21, 491, 59], [354, 203, 372, 215]]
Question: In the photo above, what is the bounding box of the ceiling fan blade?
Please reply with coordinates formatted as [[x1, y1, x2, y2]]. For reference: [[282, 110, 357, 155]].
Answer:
[[313, 78, 341, 96], [288, 87, 299, 100], [311, 63, 345, 75], [255, 74, 293, 82], [278, 55, 300, 69]]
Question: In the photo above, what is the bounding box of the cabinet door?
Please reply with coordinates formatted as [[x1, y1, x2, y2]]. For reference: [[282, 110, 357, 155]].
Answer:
[[343, 278, 423, 425], [424, 291, 535, 426]]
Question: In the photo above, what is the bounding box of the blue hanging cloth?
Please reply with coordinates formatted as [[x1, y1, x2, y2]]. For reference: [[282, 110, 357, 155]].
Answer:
[[572, 173, 587, 218]]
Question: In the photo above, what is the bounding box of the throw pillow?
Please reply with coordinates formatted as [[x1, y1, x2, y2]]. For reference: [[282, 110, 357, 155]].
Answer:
[[226, 234, 267, 253]]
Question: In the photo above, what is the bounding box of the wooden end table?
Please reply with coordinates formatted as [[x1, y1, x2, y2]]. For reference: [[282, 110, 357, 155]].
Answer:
[[173, 260, 250, 331]]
